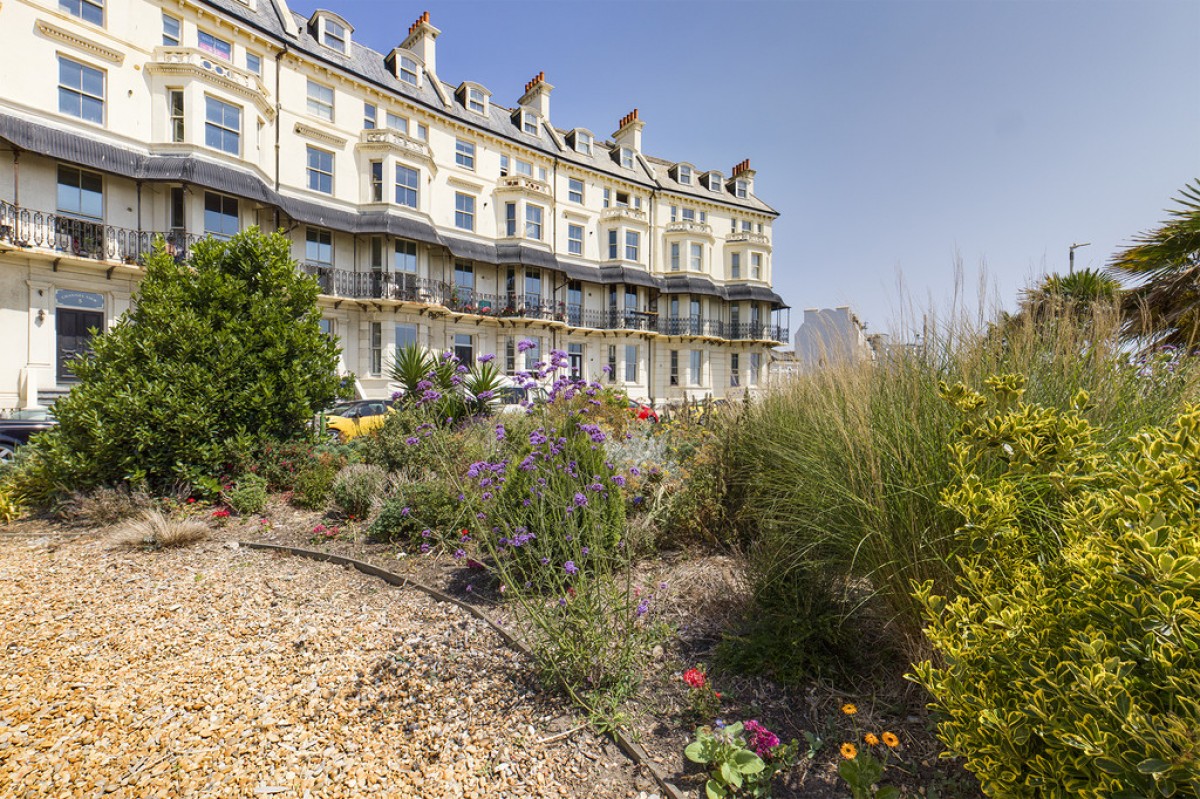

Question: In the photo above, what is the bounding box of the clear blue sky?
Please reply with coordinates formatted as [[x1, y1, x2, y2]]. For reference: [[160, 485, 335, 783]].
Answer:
[[300, 0, 1200, 339]]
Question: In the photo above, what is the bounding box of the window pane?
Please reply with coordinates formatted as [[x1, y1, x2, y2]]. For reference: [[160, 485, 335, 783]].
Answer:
[[395, 165, 418, 207]]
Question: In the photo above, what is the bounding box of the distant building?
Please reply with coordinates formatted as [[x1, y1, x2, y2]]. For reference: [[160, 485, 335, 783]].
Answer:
[[793, 306, 887, 370]]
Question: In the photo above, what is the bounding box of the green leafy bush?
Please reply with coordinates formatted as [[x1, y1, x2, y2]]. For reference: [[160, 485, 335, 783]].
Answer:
[[14, 229, 339, 499], [223, 473, 268, 516], [290, 455, 342, 510], [330, 463, 388, 520], [910, 377, 1200, 797], [719, 304, 1200, 680], [369, 481, 461, 542]]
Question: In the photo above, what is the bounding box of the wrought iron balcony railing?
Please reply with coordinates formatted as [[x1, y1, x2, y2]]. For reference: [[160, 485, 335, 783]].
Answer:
[[0, 199, 200, 264]]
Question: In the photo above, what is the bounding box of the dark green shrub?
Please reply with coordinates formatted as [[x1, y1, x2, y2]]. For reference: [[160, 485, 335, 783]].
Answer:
[[17, 229, 340, 499], [911, 378, 1200, 797], [330, 463, 387, 520], [368, 481, 461, 543], [224, 473, 268, 516]]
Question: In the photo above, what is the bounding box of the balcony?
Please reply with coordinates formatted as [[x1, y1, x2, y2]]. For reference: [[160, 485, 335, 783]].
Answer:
[[726, 231, 770, 246], [0, 199, 198, 264], [600, 206, 647, 225], [726, 323, 787, 342], [495, 175, 551, 197], [357, 128, 434, 164], [665, 220, 713, 236]]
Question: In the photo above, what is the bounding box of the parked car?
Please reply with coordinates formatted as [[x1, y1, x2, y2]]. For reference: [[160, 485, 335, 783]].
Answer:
[[323, 399, 394, 443], [628, 399, 659, 423], [491, 384, 547, 414], [0, 408, 57, 462]]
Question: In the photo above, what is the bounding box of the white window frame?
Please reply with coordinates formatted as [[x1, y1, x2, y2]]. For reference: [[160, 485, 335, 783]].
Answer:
[[454, 193, 476, 231], [708, 173, 723, 192], [670, 242, 680, 272], [521, 111, 539, 135], [306, 79, 334, 121], [61, 0, 104, 26], [690, 350, 703, 386], [57, 56, 104, 125], [398, 55, 419, 86], [567, 224, 583, 256], [505, 202, 517, 237], [619, 148, 633, 169], [736, 179, 749, 199], [689, 243, 703, 271], [306, 145, 334, 194], [305, 227, 333, 265], [203, 191, 239, 238], [394, 164, 418, 208], [385, 112, 408, 134], [363, 102, 377, 129], [625, 230, 639, 262], [168, 88, 185, 142], [466, 87, 486, 114], [455, 139, 476, 170], [525, 204, 544, 241], [162, 12, 181, 45], [678, 164, 692, 185], [731, 252, 741, 279], [575, 131, 592, 155], [567, 178, 585, 205], [245, 52, 262, 76], [321, 18, 349, 53], [204, 95, 241, 156]]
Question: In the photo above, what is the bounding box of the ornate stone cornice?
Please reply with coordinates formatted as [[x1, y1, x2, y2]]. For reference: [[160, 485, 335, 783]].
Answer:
[[37, 20, 124, 64], [294, 122, 348, 147]]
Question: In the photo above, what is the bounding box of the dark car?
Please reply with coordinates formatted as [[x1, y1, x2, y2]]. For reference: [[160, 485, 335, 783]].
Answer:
[[0, 408, 57, 462]]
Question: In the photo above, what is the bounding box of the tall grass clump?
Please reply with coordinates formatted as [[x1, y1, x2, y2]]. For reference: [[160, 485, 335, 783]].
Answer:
[[723, 298, 1200, 681]]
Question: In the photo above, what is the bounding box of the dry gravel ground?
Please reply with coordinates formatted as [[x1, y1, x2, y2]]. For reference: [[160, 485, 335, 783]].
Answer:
[[0, 531, 661, 798]]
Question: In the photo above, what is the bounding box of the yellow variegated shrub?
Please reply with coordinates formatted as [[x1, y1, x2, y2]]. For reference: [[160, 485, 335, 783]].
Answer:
[[912, 376, 1200, 798]]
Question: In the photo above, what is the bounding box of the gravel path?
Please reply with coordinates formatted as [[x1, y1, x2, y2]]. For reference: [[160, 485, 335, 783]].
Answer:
[[0, 532, 657, 798]]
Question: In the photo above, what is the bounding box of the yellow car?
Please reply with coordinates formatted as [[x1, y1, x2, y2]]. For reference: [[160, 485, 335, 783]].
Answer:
[[323, 399, 394, 443]]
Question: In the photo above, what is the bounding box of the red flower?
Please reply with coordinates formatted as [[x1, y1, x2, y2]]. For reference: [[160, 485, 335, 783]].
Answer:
[[683, 668, 706, 689], [186, 498, 196, 504]]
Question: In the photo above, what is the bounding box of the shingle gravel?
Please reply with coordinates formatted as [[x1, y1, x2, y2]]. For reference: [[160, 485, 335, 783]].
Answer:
[[0, 533, 657, 798]]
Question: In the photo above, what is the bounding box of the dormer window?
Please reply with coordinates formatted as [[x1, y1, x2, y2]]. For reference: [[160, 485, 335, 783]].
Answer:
[[311, 12, 354, 54], [467, 87, 486, 114], [678, 165, 692, 185], [323, 19, 347, 52], [735, 179, 749, 199], [619, 148, 633, 169], [398, 55, 419, 86], [574, 130, 593, 156], [520, 111, 539, 135], [707, 173, 723, 192]]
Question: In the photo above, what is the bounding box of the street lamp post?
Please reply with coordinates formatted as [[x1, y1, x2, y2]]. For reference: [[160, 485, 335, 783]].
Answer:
[[1069, 242, 1091, 275]]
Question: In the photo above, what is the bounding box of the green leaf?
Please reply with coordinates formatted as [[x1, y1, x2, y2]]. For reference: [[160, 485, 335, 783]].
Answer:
[[706, 778, 728, 799], [685, 741, 709, 764], [733, 750, 766, 774], [1139, 759, 1170, 775], [720, 761, 743, 788], [877, 787, 901, 799]]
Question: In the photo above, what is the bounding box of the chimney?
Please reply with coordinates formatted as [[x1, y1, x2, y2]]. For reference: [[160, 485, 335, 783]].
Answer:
[[612, 108, 644, 153], [518, 71, 553, 121], [400, 11, 440, 76], [731, 158, 756, 193]]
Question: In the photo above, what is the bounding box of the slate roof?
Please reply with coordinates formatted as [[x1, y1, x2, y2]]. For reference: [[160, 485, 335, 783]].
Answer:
[[199, 0, 777, 216]]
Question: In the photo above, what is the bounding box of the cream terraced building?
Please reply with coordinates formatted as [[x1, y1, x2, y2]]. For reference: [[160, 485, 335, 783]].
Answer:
[[0, 0, 788, 411]]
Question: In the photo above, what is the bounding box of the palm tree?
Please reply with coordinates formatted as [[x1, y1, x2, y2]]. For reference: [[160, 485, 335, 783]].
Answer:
[[1020, 267, 1121, 321], [1108, 180, 1200, 348]]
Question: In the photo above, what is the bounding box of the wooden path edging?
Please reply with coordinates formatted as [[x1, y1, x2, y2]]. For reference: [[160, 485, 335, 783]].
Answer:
[[239, 541, 688, 799]]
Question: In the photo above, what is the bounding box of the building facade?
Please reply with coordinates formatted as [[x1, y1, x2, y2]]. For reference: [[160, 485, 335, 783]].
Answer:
[[793, 306, 887, 371], [0, 0, 787, 411]]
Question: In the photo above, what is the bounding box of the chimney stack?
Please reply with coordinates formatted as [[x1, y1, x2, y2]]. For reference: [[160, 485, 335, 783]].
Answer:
[[731, 158, 756, 192], [612, 108, 643, 153], [518, 71, 553, 121], [400, 11, 440, 77]]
